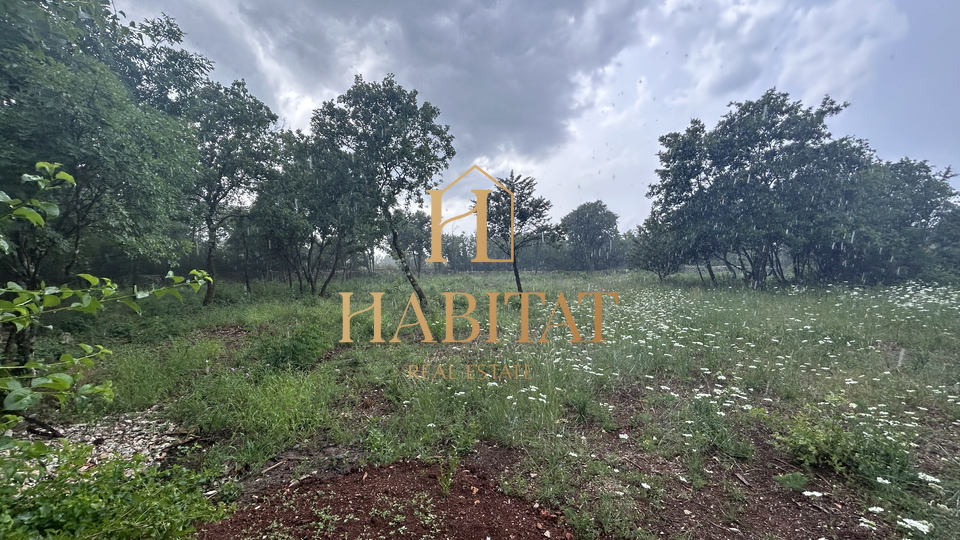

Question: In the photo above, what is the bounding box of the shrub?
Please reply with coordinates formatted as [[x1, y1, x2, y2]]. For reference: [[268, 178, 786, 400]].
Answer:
[[0, 441, 229, 539], [774, 404, 913, 483], [249, 325, 333, 370]]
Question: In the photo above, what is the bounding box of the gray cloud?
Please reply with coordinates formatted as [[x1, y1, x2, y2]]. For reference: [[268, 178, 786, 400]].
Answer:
[[116, 0, 957, 230], [194, 0, 650, 160]]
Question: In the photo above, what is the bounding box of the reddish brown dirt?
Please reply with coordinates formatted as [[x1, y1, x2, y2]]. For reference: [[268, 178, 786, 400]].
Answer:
[[195, 380, 901, 540], [197, 459, 573, 540]]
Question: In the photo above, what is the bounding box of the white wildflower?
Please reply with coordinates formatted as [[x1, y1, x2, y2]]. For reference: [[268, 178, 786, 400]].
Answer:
[[918, 472, 940, 483], [897, 518, 932, 534]]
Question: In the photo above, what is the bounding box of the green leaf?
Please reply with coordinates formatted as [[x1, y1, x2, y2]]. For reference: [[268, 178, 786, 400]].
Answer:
[[12, 207, 44, 226], [119, 297, 141, 314], [78, 343, 93, 354], [36, 201, 60, 218], [0, 435, 15, 450], [77, 274, 99, 286], [42, 294, 61, 307], [32, 373, 72, 391], [54, 171, 75, 185], [4, 388, 41, 411], [0, 378, 23, 391], [30, 376, 52, 387], [35, 162, 55, 174]]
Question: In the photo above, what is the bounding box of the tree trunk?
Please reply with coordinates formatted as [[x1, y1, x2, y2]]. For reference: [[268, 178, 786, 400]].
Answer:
[[14, 325, 37, 365], [512, 257, 523, 293], [241, 221, 252, 293], [705, 258, 717, 286], [386, 209, 428, 309], [319, 243, 341, 297], [202, 219, 217, 306]]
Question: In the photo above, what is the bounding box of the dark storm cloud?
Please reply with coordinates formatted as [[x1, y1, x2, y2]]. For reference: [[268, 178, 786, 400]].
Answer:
[[221, 0, 648, 159]]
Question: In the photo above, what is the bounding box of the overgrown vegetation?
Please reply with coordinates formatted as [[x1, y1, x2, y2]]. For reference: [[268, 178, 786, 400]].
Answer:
[[27, 271, 957, 539]]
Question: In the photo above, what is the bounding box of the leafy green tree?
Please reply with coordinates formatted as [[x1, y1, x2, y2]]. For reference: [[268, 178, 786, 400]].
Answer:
[[932, 202, 960, 277], [84, 13, 214, 116], [0, 161, 220, 540], [1, 162, 209, 424], [188, 80, 278, 305], [648, 88, 956, 286], [560, 201, 621, 271], [310, 74, 455, 308], [0, 2, 199, 286], [439, 233, 475, 273], [395, 209, 431, 278], [629, 218, 685, 281], [250, 129, 380, 295], [486, 171, 559, 292]]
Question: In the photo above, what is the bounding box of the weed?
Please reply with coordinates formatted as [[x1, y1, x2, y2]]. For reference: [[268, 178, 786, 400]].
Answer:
[[773, 472, 809, 491], [437, 455, 460, 497]]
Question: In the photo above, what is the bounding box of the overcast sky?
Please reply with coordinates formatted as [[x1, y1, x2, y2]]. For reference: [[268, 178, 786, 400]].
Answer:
[[118, 0, 959, 231]]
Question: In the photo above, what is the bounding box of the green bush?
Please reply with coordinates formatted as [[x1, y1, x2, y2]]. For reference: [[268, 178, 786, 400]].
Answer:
[[0, 441, 228, 539], [774, 404, 912, 483], [249, 325, 333, 370], [773, 472, 809, 491]]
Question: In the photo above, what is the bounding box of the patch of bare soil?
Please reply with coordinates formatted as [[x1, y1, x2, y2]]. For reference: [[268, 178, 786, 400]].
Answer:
[[197, 458, 573, 540], [237, 442, 364, 504]]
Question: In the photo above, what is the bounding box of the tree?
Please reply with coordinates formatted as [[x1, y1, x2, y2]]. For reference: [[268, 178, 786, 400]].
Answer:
[[310, 74, 455, 308], [630, 218, 685, 281], [188, 80, 278, 305], [647, 88, 956, 286], [0, 32, 199, 288], [395, 210, 431, 278], [486, 171, 559, 292], [560, 201, 620, 271], [251, 129, 381, 295], [932, 202, 960, 277]]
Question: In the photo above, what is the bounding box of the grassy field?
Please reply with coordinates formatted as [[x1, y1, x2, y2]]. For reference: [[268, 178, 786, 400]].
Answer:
[[52, 271, 960, 539]]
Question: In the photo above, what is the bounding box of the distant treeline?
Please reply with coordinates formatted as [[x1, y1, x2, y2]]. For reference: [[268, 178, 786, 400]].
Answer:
[[634, 90, 959, 287]]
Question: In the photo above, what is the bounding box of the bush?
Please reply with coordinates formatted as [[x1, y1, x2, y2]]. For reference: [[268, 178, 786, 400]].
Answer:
[[249, 325, 333, 370], [774, 403, 913, 483], [0, 441, 229, 539]]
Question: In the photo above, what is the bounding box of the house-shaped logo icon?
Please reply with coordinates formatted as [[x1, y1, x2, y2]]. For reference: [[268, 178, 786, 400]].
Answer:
[[425, 165, 514, 263]]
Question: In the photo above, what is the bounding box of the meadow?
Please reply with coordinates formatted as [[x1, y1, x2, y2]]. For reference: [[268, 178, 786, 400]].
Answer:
[[40, 271, 960, 539]]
